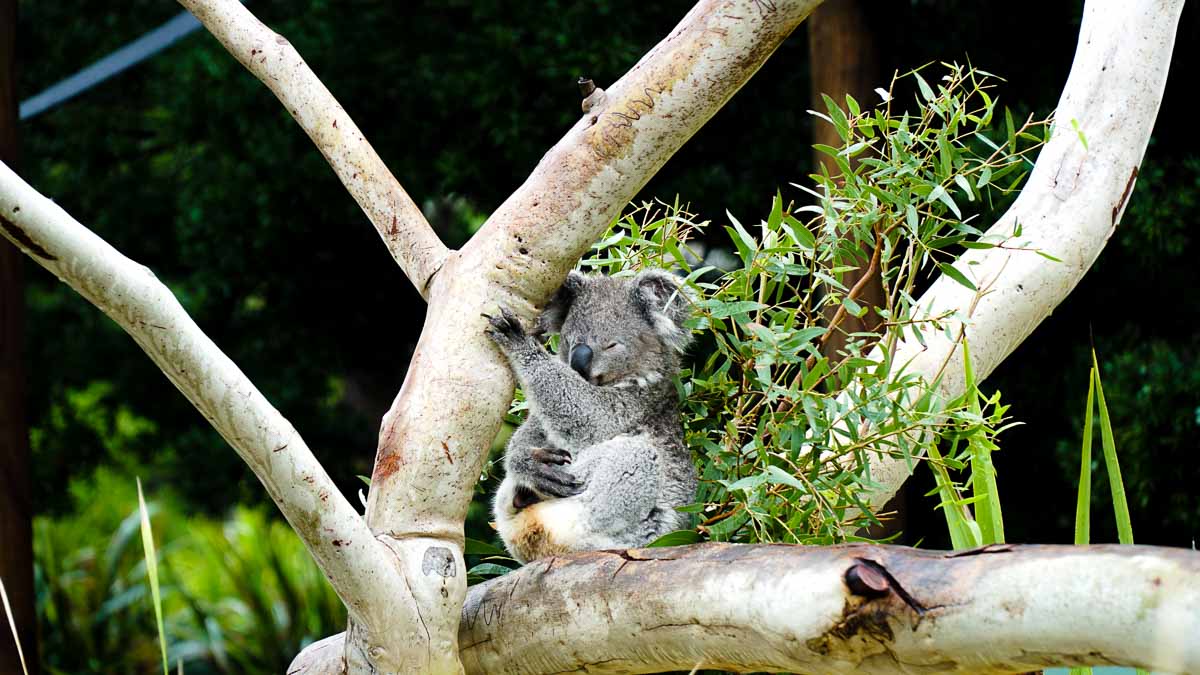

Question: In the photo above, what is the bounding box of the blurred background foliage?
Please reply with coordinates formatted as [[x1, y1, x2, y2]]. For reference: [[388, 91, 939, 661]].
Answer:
[[10, 0, 1198, 671]]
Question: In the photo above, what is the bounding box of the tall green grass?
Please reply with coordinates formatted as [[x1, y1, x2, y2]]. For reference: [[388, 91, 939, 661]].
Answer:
[[31, 468, 345, 674], [1069, 352, 1139, 675]]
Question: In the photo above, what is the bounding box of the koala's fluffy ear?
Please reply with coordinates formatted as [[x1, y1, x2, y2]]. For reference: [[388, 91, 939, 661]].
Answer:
[[534, 271, 586, 336], [632, 269, 694, 351]]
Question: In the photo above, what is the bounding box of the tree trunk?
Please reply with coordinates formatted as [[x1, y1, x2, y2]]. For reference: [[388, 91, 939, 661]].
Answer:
[[0, 0, 37, 671], [809, 0, 886, 360], [808, 0, 903, 541]]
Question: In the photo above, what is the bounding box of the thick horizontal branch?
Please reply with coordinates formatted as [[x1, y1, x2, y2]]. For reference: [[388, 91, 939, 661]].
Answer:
[[0, 161, 416, 634], [458, 543, 1200, 674], [861, 0, 1184, 506], [179, 0, 447, 297]]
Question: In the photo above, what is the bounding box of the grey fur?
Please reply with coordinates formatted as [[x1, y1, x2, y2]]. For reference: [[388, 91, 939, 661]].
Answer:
[[485, 269, 697, 563]]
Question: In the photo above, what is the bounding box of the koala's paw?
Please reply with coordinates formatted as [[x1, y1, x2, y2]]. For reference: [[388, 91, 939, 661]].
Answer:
[[530, 447, 584, 498], [482, 306, 528, 352]]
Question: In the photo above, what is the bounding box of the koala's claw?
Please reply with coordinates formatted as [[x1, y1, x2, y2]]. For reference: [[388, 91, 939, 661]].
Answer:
[[531, 447, 572, 466], [483, 306, 527, 346], [532, 462, 584, 498]]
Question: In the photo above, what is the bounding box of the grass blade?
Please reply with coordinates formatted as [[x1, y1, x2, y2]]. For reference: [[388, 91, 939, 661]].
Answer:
[[927, 440, 979, 550], [1092, 351, 1134, 545], [137, 478, 170, 675], [1074, 371, 1095, 546], [0, 575, 30, 675], [1069, 370, 1096, 675], [964, 341, 1005, 544]]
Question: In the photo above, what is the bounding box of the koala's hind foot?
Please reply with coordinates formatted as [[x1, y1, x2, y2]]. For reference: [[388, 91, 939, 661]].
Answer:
[[524, 447, 584, 502]]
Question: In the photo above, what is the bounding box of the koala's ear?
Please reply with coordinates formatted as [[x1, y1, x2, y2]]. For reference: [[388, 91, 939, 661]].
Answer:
[[534, 271, 586, 336], [632, 269, 694, 351]]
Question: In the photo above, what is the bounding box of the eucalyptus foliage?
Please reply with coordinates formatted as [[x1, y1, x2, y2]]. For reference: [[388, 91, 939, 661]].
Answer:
[[567, 65, 1046, 545]]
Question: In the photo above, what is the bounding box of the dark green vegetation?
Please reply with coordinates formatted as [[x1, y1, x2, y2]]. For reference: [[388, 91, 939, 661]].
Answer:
[[12, 1, 1198, 672]]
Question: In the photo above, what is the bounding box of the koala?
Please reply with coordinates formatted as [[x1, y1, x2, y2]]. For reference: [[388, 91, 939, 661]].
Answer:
[[483, 269, 697, 563]]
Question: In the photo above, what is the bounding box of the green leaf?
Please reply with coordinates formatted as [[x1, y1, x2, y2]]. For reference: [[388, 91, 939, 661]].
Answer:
[[1093, 351, 1134, 545], [937, 263, 977, 291], [964, 341, 1004, 544], [465, 538, 509, 557], [767, 192, 784, 232], [647, 530, 702, 547], [914, 72, 935, 103], [764, 465, 806, 491], [821, 93, 850, 141], [703, 300, 767, 319], [783, 215, 816, 249], [1075, 370, 1095, 546], [467, 563, 515, 577], [1070, 118, 1089, 150], [357, 474, 372, 486], [953, 174, 975, 202], [137, 478, 169, 675], [928, 184, 962, 219], [905, 204, 920, 235]]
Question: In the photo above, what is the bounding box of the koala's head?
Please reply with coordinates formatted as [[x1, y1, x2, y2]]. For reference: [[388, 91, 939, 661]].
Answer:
[[534, 269, 693, 386]]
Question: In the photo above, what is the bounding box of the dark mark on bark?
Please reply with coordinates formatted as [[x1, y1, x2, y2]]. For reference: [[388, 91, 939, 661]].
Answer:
[[273, 443, 288, 453], [422, 546, 456, 578], [332, 539, 347, 547], [853, 558, 927, 616], [845, 562, 890, 598], [1112, 166, 1139, 225], [1, 217, 57, 261], [441, 440, 454, 464]]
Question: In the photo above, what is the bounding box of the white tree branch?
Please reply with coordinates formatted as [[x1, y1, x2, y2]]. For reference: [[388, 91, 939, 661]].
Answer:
[[178, 0, 448, 297], [860, 0, 1184, 507], [456, 543, 1200, 674], [461, 0, 825, 311], [0, 162, 423, 646]]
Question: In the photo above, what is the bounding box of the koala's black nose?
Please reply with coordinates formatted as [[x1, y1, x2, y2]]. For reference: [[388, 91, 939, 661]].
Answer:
[[569, 344, 594, 377]]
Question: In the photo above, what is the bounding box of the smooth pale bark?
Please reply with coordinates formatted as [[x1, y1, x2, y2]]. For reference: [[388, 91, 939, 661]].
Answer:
[[859, 0, 1184, 508], [458, 543, 1200, 674], [177, 0, 447, 297], [0, 162, 421, 643]]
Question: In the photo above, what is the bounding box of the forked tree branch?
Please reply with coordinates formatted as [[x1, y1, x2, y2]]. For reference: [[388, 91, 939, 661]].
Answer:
[[0, 162, 419, 635], [362, 0, 826, 535], [178, 0, 448, 296], [856, 0, 1184, 507]]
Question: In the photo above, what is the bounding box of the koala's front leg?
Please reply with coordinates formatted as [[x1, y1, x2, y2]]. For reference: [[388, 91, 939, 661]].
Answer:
[[484, 306, 648, 448]]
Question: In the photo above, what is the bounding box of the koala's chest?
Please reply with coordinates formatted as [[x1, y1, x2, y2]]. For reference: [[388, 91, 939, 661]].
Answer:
[[496, 499, 587, 563]]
